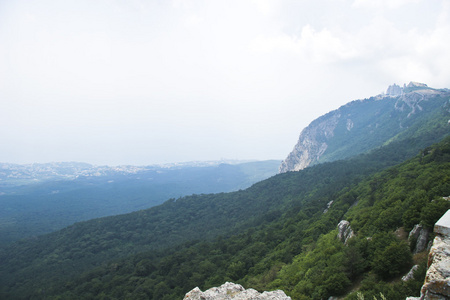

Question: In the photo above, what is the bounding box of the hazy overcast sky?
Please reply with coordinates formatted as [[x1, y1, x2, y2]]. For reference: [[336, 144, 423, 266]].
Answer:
[[1, 0, 449, 165]]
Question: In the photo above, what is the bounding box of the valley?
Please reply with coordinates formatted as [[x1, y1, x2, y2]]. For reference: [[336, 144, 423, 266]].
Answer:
[[0, 160, 280, 244]]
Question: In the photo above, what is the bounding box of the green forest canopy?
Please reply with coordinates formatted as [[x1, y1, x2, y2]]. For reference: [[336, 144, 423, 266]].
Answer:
[[1, 133, 449, 299]]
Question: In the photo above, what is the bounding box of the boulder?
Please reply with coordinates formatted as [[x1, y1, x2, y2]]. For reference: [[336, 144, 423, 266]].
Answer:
[[183, 282, 291, 300]]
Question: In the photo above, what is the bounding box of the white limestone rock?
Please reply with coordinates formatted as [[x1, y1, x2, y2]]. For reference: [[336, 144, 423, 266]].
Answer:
[[323, 200, 334, 213], [434, 210, 450, 237], [409, 224, 431, 254], [420, 234, 450, 299], [279, 111, 340, 173], [409, 224, 423, 241], [410, 210, 450, 299], [183, 282, 291, 300], [337, 220, 355, 245], [402, 265, 419, 282], [386, 83, 403, 96], [416, 227, 431, 254], [407, 82, 428, 88]]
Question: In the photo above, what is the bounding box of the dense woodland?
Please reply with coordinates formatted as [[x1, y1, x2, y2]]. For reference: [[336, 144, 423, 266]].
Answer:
[[1, 133, 449, 299], [52, 137, 449, 300], [1, 92, 449, 299], [0, 160, 280, 244]]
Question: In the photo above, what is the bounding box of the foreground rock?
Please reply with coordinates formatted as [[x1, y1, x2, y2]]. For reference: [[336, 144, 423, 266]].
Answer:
[[408, 209, 450, 299], [420, 234, 450, 299], [183, 282, 291, 300]]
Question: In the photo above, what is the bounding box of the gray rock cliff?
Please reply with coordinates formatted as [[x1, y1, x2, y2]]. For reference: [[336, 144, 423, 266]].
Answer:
[[183, 282, 291, 300], [279, 111, 340, 173], [279, 82, 448, 173], [408, 209, 450, 299], [408, 82, 428, 88], [387, 83, 403, 96], [409, 224, 431, 254]]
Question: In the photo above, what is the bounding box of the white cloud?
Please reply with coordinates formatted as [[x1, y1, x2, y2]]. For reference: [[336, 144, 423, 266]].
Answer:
[[352, 0, 420, 9], [249, 0, 449, 87], [249, 25, 358, 63], [250, 0, 275, 15], [185, 14, 204, 26], [0, 0, 449, 164], [380, 4, 450, 86]]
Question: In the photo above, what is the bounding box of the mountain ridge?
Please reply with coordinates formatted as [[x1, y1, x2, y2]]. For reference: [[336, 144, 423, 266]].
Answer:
[[0, 159, 275, 186], [280, 82, 450, 173]]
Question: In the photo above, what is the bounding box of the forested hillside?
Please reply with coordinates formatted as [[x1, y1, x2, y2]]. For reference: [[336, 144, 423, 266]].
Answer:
[[53, 137, 450, 300], [1, 132, 449, 299], [280, 85, 450, 172], [1, 85, 449, 299], [0, 160, 280, 244]]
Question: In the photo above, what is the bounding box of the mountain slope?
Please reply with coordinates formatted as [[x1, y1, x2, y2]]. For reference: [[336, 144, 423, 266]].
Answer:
[[0, 160, 280, 244], [67, 137, 450, 300], [280, 82, 450, 172], [3, 132, 449, 300], [1, 128, 448, 299], [1, 84, 449, 299]]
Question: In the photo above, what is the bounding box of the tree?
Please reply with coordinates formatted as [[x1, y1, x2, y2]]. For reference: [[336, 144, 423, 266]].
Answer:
[[421, 198, 450, 229], [372, 240, 412, 280]]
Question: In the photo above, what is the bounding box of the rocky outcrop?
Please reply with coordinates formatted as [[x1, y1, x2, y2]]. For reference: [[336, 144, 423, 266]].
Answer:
[[409, 224, 431, 254], [279, 111, 340, 173], [407, 82, 428, 88], [386, 83, 403, 96], [420, 234, 450, 299], [408, 209, 450, 300], [386, 82, 429, 97], [409, 224, 422, 240], [183, 282, 291, 300], [402, 265, 419, 282], [337, 220, 354, 245], [279, 82, 449, 173], [323, 200, 334, 213]]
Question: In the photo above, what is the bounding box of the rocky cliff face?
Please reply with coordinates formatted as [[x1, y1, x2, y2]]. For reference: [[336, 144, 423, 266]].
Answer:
[[279, 111, 340, 172], [387, 83, 403, 96], [183, 282, 291, 300], [408, 209, 450, 300], [279, 82, 449, 173], [408, 224, 430, 254]]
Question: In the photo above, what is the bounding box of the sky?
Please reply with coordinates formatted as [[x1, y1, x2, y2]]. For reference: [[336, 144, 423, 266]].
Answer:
[[0, 0, 449, 166]]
